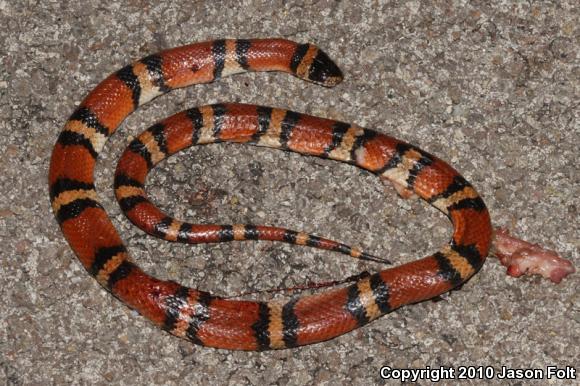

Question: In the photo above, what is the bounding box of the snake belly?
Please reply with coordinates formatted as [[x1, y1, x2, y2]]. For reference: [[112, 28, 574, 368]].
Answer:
[[48, 39, 492, 351]]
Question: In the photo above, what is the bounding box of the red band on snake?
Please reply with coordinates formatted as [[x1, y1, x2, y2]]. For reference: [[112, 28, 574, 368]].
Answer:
[[48, 39, 492, 350]]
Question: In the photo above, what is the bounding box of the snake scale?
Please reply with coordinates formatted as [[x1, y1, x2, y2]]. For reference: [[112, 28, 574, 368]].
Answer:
[[49, 39, 492, 350]]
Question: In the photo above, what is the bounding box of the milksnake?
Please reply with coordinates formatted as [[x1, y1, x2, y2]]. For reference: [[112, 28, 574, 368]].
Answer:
[[49, 39, 492, 350]]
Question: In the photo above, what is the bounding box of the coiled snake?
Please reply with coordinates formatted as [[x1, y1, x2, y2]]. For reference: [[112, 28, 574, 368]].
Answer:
[[49, 39, 493, 350]]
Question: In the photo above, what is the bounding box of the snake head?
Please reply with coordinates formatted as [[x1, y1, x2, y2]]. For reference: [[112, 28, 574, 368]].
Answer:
[[307, 48, 344, 87], [292, 44, 343, 87]]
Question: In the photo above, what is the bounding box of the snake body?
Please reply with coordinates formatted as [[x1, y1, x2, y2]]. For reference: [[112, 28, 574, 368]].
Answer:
[[49, 39, 492, 350]]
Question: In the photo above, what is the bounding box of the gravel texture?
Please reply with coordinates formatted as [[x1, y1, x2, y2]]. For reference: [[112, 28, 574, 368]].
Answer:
[[1, 1, 578, 385]]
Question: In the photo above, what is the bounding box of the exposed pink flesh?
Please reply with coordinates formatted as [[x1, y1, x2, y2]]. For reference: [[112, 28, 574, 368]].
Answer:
[[493, 228, 575, 284]]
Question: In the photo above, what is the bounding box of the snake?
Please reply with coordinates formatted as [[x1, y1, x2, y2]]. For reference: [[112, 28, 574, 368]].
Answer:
[[48, 39, 492, 350]]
